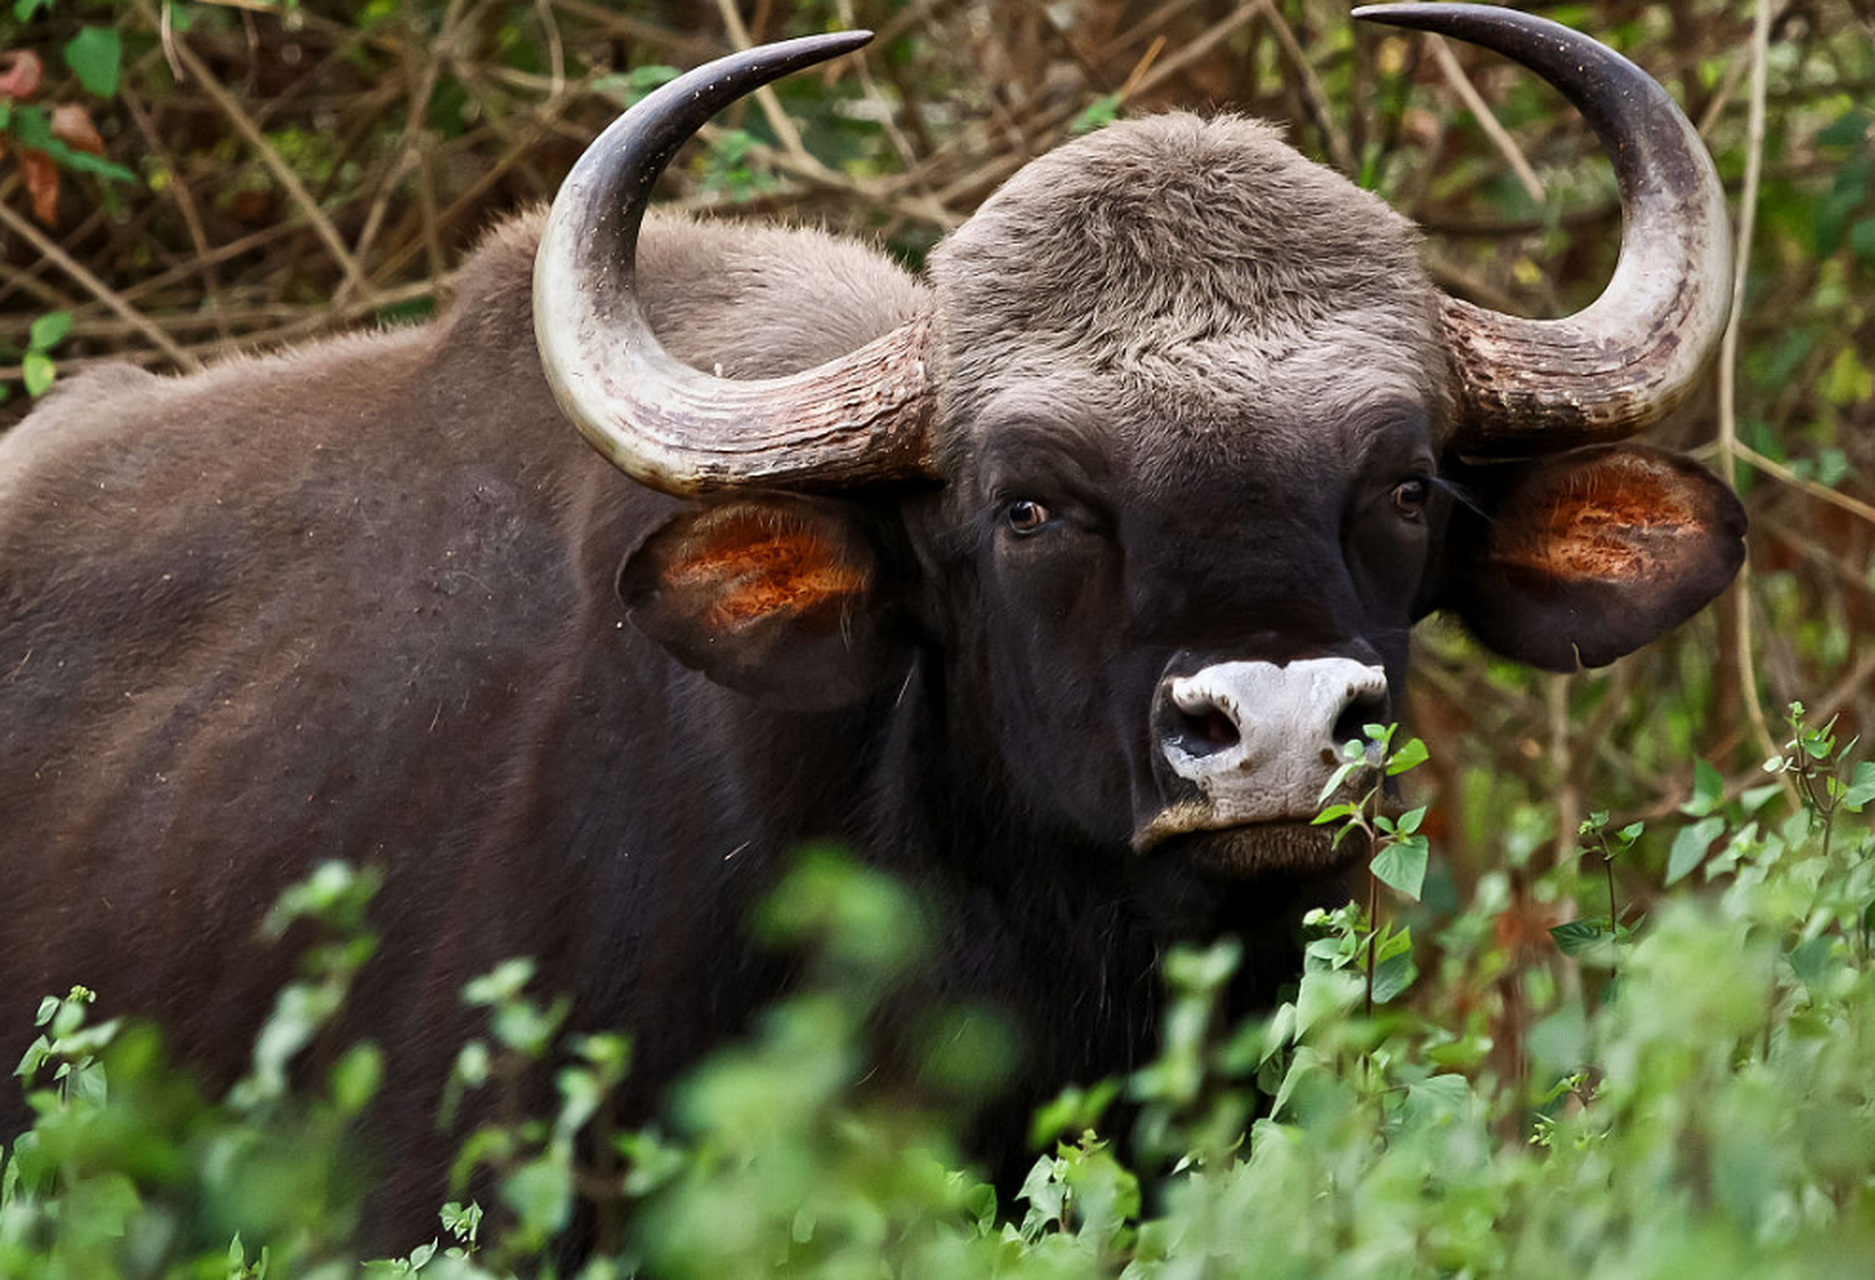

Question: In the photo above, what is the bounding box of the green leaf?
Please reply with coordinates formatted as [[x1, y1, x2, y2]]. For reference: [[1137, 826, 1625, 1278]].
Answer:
[[64, 27, 121, 99], [1853, 217, 1875, 261], [1070, 92, 1122, 135], [14, 0, 54, 20], [1843, 761, 1875, 810], [1395, 805, 1426, 835], [440, 1200, 483, 1245], [1682, 758, 1724, 816], [330, 1042, 383, 1115], [1369, 946, 1417, 1004], [501, 1156, 572, 1240], [1371, 834, 1428, 900], [14, 1034, 50, 1081], [39, 142, 138, 185], [1786, 935, 1837, 994], [1398, 1073, 1468, 1131], [22, 352, 56, 397], [1295, 968, 1361, 1037], [1270, 1043, 1329, 1120], [28, 311, 71, 352], [1822, 348, 1872, 408], [1549, 918, 1610, 958], [1666, 815, 1725, 886], [1817, 107, 1874, 148], [1317, 759, 1363, 803], [1386, 737, 1429, 775]]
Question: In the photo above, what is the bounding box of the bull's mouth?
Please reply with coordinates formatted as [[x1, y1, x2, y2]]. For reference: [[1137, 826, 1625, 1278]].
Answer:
[[1135, 815, 1368, 879]]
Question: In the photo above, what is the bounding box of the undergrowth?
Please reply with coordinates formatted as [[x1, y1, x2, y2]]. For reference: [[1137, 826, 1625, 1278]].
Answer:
[[3, 708, 1873, 1279]]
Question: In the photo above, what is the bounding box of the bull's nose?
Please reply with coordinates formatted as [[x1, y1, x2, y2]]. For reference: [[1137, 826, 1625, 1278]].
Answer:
[[1159, 657, 1389, 802]]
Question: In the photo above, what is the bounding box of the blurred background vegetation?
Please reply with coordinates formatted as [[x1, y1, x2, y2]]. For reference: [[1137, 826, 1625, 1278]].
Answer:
[[3, 2, 1874, 1274]]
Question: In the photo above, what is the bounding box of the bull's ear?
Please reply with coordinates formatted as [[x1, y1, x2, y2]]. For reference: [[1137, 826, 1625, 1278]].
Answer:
[[1437, 444, 1746, 672], [618, 494, 912, 709]]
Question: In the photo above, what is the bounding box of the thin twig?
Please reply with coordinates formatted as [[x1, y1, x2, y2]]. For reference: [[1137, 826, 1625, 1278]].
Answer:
[[1547, 672, 1578, 878], [157, 0, 183, 82], [711, 0, 833, 176], [1126, 4, 1256, 105], [1695, 45, 1750, 136], [365, 99, 575, 285], [551, 0, 713, 59], [1729, 442, 1875, 528], [1812, 647, 1875, 728], [135, 0, 375, 303], [1717, 0, 1791, 804], [534, 0, 566, 102], [121, 87, 228, 341], [0, 199, 201, 370], [0, 252, 78, 311], [1094, 0, 1209, 62], [1426, 35, 1544, 204], [1117, 36, 1167, 103], [1255, 0, 1355, 175], [348, 0, 462, 292]]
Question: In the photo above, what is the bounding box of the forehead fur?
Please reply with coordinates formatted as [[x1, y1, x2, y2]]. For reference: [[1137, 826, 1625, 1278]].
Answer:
[[927, 113, 1449, 467]]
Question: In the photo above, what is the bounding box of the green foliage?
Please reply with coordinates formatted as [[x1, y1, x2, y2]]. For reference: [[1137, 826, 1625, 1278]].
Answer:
[[60, 25, 116, 99], [0, 102, 135, 184], [3, 733, 1864, 1278], [1069, 93, 1122, 135], [15, 307, 70, 397]]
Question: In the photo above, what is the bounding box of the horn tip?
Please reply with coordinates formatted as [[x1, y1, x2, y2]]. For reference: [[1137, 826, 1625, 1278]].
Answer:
[[1351, 3, 1460, 31], [814, 28, 874, 53]]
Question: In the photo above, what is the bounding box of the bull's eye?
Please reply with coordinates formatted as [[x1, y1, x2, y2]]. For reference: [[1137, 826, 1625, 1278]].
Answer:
[[1004, 499, 1052, 535], [1391, 478, 1429, 519]]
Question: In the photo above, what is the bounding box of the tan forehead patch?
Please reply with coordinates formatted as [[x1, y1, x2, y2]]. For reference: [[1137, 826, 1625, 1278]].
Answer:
[[664, 509, 868, 632], [1491, 454, 1700, 584]]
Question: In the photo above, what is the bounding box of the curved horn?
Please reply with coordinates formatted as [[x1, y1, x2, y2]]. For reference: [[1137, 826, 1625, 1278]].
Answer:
[[534, 32, 937, 494], [1353, 4, 1732, 453]]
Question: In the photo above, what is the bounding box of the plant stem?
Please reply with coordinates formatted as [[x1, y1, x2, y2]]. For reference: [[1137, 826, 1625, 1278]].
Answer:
[[1762, 945, 1776, 1062], [1365, 863, 1379, 1021]]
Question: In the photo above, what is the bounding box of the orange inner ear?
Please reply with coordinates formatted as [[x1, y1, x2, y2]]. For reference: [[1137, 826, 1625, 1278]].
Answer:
[[664, 508, 869, 631], [1490, 453, 1701, 585]]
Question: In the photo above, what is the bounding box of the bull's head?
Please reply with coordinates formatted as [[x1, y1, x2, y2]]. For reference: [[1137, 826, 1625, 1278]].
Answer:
[[533, 3, 1744, 876]]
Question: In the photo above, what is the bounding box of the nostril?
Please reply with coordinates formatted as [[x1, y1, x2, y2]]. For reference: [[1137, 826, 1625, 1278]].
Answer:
[[1331, 687, 1391, 754], [1172, 704, 1241, 758]]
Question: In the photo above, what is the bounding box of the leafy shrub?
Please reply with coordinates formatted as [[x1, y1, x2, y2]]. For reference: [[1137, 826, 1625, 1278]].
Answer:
[[3, 717, 1873, 1278]]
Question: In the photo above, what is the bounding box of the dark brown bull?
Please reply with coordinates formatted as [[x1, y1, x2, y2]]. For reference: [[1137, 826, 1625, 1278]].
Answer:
[[0, 2, 1743, 1244]]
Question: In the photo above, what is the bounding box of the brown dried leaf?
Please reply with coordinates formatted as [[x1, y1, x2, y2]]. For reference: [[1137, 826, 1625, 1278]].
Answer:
[[21, 147, 59, 226], [49, 103, 104, 156], [0, 50, 44, 102]]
